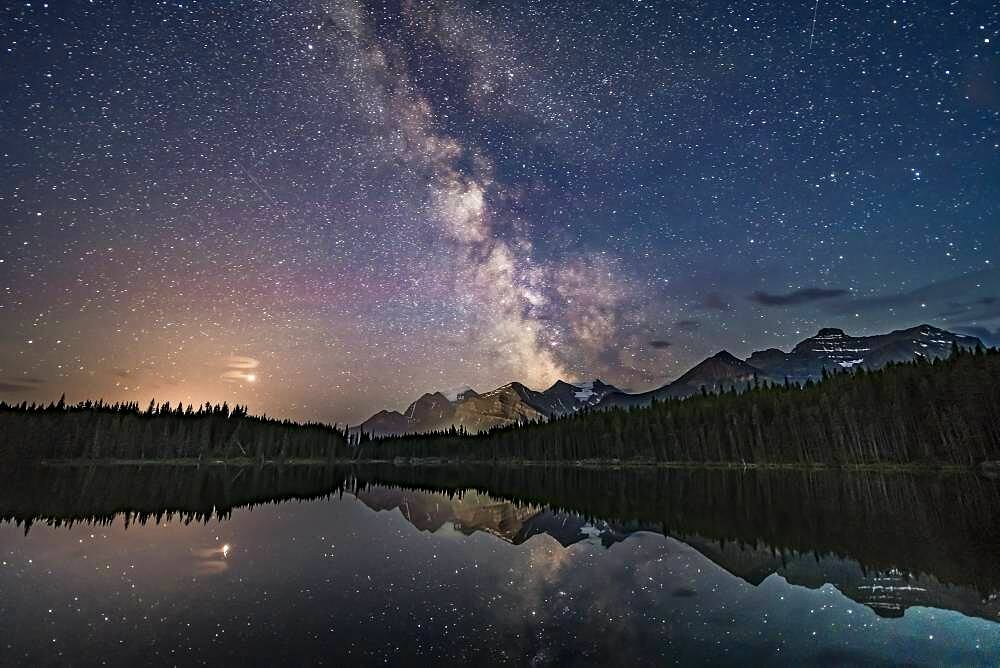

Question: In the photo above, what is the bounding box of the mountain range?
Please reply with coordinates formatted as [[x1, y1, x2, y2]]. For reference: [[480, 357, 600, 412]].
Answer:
[[357, 379, 622, 437], [355, 324, 982, 436]]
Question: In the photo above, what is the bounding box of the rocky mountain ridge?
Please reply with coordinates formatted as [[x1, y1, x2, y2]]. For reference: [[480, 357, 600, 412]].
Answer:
[[355, 324, 983, 435], [355, 377, 622, 437], [598, 323, 981, 410]]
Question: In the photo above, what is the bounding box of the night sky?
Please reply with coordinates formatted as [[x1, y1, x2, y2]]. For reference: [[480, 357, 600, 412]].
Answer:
[[1, 0, 998, 424]]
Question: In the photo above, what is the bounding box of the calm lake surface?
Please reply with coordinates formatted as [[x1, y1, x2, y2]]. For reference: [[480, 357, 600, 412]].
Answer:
[[1, 464, 999, 665]]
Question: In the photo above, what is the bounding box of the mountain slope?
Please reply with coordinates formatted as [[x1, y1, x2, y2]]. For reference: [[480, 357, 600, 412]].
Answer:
[[354, 410, 412, 437], [599, 351, 764, 409], [600, 324, 982, 410], [355, 324, 984, 435], [747, 324, 981, 382], [541, 380, 585, 414], [404, 392, 455, 426], [450, 382, 552, 433], [357, 378, 620, 436], [664, 350, 762, 398]]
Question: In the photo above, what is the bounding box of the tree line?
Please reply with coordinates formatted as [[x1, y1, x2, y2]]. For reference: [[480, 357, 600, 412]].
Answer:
[[2, 344, 998, 466], [0, 396, 349, 462], [363, 344, 1000, 466]]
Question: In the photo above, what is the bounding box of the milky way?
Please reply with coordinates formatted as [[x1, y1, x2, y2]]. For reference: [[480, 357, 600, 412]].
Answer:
[[1, 1, 998, 423]]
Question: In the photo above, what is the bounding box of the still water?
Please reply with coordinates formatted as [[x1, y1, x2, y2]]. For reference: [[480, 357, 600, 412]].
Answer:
[[0, 464, 998, 665]]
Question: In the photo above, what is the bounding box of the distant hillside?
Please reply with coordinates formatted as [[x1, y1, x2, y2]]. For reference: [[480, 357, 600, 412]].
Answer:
[[357, 324, 982, 432], [746, 324, 979, 382], [365, 345, 1000, 467], [598, 351, 762, 409], [1, 337, 995, 469], [355, 378, 620, 437], [598, 324, 981, 410]]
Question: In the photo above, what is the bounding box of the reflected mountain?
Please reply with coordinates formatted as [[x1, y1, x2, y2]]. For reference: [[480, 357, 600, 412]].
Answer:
[[683, 534, 1000, 622], [354, 481, 1000, 623], [2, 463, 999, 623], [356, 486, 632, 548]]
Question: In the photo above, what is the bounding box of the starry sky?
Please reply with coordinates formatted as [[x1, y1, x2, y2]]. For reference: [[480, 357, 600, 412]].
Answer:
[[1, 0, 998, 424]]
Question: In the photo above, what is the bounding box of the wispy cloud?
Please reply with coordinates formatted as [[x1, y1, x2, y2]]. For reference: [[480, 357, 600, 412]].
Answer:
[[826, 268, 1000, 321], [220, 356, 259, 384], [0, 377, 45, 394], [748, 288, 848, 306], [701, 292, 732, 311], [953, 326, 1000, 346]]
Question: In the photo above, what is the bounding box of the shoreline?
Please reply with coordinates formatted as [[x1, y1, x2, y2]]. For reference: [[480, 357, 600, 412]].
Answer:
[[20, 457, 989, 474]]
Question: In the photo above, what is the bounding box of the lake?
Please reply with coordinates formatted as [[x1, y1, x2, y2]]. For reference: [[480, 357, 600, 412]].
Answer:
[[0, 464, 998, 665]]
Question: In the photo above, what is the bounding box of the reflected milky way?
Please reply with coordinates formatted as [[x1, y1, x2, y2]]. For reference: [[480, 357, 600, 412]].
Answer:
[[0, 464, 998, 664]]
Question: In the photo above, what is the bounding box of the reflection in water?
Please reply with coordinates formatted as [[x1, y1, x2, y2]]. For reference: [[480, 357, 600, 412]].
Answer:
[[191, 542, 233, 575], [0, 463, 998, 664], [354, 485, 1000, 624]]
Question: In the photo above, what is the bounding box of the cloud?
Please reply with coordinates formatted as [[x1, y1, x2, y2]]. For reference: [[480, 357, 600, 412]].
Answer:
[[220, 356, 259, 384], [0, 377, 45, 394], [953, 326, 1000, 347], [827, 268, 1000, 318], [648, 340, 672, 349], [701, 292, 731, 311], [748, 288, 849, 306], [673, 319, 701, 331], [936, 295, 1000, 322]]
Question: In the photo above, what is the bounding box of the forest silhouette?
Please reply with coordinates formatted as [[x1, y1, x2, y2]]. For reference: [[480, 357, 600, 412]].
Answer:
[[367, 344, 1000, 466], [1, 344, 998, 467]]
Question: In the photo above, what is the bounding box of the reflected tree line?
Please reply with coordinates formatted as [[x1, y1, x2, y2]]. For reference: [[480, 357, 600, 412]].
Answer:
[[355, 464, 1000, 596], [2, 462, 1000, 598], [0, 463, 357, 531]]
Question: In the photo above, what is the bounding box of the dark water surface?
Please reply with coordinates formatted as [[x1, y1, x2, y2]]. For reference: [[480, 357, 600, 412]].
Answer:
[[1, 464, 999, 665]]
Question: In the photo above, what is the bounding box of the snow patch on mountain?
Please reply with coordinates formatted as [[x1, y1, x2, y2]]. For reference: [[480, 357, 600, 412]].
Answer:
[[442, 385, 474, 401]]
